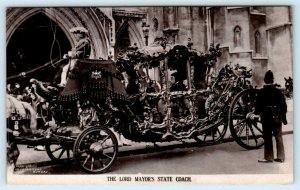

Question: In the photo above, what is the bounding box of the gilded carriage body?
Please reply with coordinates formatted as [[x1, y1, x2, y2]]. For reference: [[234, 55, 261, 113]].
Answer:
[[7, 43, 264, 174]]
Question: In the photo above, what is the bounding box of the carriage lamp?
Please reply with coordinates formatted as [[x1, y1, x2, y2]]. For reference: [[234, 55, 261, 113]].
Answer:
[[142, 21, 150, 46]]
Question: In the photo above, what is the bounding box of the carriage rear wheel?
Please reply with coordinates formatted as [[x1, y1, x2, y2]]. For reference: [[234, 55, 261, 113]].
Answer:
[[228, 89, 264, 149], [73, 126, 118, 174], [194, 119, 228, 145], [45, 143, 73, 162]]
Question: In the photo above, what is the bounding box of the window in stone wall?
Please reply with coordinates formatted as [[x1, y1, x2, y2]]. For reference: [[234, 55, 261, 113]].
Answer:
[[255, 31, 261, 55], [233, 25, 242, 48]]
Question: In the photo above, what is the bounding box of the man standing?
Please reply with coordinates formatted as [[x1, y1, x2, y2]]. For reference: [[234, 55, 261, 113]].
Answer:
[[252, 70, 288, 163]]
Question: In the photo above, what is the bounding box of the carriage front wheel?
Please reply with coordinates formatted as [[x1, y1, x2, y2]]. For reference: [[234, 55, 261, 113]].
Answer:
[[228, 89, 264, 150], [73, 126, 118, 174]]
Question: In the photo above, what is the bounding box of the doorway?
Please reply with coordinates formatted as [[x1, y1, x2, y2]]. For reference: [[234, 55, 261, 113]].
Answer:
[[7, 12, 71, 86]]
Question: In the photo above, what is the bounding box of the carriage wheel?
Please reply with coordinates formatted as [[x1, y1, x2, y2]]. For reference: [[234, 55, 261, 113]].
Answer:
[[228, 89, 264, 150], [194, 119, 227, 144], [73, 126, 118, 174], [45, 143, 73, 162]]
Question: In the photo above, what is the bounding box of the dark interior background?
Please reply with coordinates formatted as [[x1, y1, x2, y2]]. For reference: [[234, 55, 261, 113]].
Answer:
[[7, 12, 71, 86]]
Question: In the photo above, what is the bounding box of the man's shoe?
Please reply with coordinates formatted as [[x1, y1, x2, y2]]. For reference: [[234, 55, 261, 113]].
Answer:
[[274, 158, 284, 163], [258, 159, 273, 163]]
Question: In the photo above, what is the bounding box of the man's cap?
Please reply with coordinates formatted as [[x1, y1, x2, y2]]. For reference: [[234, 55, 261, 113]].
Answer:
[[264, 70, 274, 84], [69, 27, 89, 35]]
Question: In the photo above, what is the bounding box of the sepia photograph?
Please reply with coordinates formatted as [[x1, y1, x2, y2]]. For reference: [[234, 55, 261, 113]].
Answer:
[[5, 6, 293, 184]]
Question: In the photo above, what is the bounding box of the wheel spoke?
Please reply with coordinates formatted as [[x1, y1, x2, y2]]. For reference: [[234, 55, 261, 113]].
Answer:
[[216, 128, 222, 136], [247, 122, 258, 146], [91, 157, 94, 171], [67, 150, 70, 160], [51, 146, 63, 153], [203, 134, 207, 142], [212, 131, 215, 141], [58, 149, 65, 159], [103, 145, 115, 149], [102, 153, 113, 160], [193, 136, 202, 143], [83, 155, 90, 166], [250, 121, 263, 134], [100, 135, 110, 145]]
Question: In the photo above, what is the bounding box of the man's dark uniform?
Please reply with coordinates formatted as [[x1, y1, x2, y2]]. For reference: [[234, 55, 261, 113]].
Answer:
[[254, 70, 287, 162]]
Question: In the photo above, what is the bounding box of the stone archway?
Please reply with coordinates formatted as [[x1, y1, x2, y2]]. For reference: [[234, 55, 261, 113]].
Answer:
[[115, 19, 145, 57], [7, 12, 71, 81], [127, 20, 145, 48], [7, 8, 110, 59]]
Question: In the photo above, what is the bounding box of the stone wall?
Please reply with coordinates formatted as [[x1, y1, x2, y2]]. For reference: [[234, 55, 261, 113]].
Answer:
[[267, 25, 293, 85], [265, 7, 293, 86], [249, 14, 267, 57], [225, 8, 251, 50], [211, 7, 293, 87], [266, 7, 290, 27]]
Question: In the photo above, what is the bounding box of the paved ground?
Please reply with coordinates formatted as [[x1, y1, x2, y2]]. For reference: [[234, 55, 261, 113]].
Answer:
[[11, 132, 292, 175]]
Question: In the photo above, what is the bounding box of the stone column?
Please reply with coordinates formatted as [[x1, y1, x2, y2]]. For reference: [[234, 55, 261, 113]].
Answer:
[[206, 8, 213, 47], [191, 7, 207, 51], [178, 7, 192, 44], [163, 7, 179, 44], [166, 7, 176, 28]]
